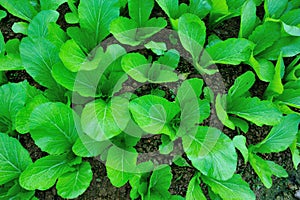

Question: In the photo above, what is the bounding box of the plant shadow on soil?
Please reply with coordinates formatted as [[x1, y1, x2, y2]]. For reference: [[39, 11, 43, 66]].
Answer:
[[1, 2, 300, 200]]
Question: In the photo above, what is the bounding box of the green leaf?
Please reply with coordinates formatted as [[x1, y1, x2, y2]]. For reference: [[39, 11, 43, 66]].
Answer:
[[0, 0, 37, 21], [290, 136, 300, 169], [189, 0, 212, 19], [215, 94, 235, 130], [159, 135, 174, 154], [176, 78, 204, 104], [0, 54, 23, 70], [228, 71, 255, 101], [178, 13, 206, 62], [227, 97, 282, 126], [233, 135, 248, 163], [46, 23, 67, 48], [229, 117, 249, 133], [12, 22, 28, 35], [20, 37, 60, 89], [40, 0, 67, 10], [147, 165, 172, 199], [0, 10, 7, 21], [203, 38, 253, 66], [265, 53, 284, 96], [129, 95, 180, 137], [182, 126, 237, 180], [239, 0, 257, 38], [249, 153, 288, 188], [145, 41, 167, 55], [29, 102, 79, 154], [186, 173, 206, 200], [248, 22, 281, 55], [155, 0, 179, 18], [0, 81, 38, 134], [157, 49, 180, 69], [106, 146, 138, 187], [19, 154, 74, 190], [276, 89, 300, 108], [78, 0, 120, 44], [247, 56, 275, 82], [72, 134, 111, 157], [27, 10, 59, 39], [16, 94, 49, 134], [56, 161, 92, 199], [202, 174, 255, 200], [253, 114, 300, 153], [0, 133, 32, 185], [121, 53, 150, 82], [128, 0, 154, 26], [264, 0, 288, 19], [81, 99, 122, 141], [258, 36, 300, 60]]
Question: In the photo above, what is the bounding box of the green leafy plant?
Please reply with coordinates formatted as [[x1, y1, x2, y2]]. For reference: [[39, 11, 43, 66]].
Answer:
[[110, 0, 167, 46]]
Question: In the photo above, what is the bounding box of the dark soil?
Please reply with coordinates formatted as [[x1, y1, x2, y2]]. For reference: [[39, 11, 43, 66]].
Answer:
[[1, 2, 299, 200]]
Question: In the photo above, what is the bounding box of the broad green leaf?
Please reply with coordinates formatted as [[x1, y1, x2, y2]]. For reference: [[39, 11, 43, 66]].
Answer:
[[147, 165, 172, 199], [81, 99, 122, 141], [72, 134, 111, 157], [56, 161, 92, 199], [110, 17, 140, 46], [247, 55, 275, 82], [209, 0, 229, 25], [137, 17, 167, 39], [215, 94, 235, 130], [182, 126, 237, 180], [19, 154, 74, 190], [189, 0, 212, 19], [0, 181, 35, 200], [157, 49, 180, 69], [233, 135, 248, 163], [227, 97, 282, 126], [186, 173, 206, 200], [78, 0, 120, 44], [0, 81, 39, 134], [280, 9, 300, 25], [27, 10, 59, 39], [40, 0, 67, 10], [0, 10, 7, 21], [176, 78, 204, 104], [0, 54, 23, 70], [229, 117, 249, 133], [148, 62, 178, 83], [239, 0, 257, 38], [228, 71, 255, 101], [5, 38, 20, 54], [65, 12, 79, 24], [248, 22, 281, 55], [121, 53, 150, 82], [159, 135, 174, 154], [128, 0, 154, 26], [204, 38, 253, 66], [290, 136, 300, 169], [20, 37, 60, 89], [46, 23, 67, 48], [12, 22, 28, 35], [145, 41, 167, 55], [253, 114, 300, 153], [258, 36, 300, 60], [60, 39, 101, 72], [0, 0, 37, 21], [0, 133, 32, 185], [282, 22, 300, 36], [249, 153, 288, 188], [265, 53, 284, 96], [276, 89, 300, 108], [178, 13, 206, 62], [66, 27, 96, 52], [0, 32, 4, 55], [129, 95, 180, 137], [106, 146, 138, 187], [155, 0, 179, 18], [202, 174, 255, 200], [29, 102, 79, 154], [264, 0, 288, 19], [15, 94, 49, 134]]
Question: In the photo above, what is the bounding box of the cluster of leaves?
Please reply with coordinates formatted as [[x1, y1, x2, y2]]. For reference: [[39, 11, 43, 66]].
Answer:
[[0, 0, 299, 199]]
